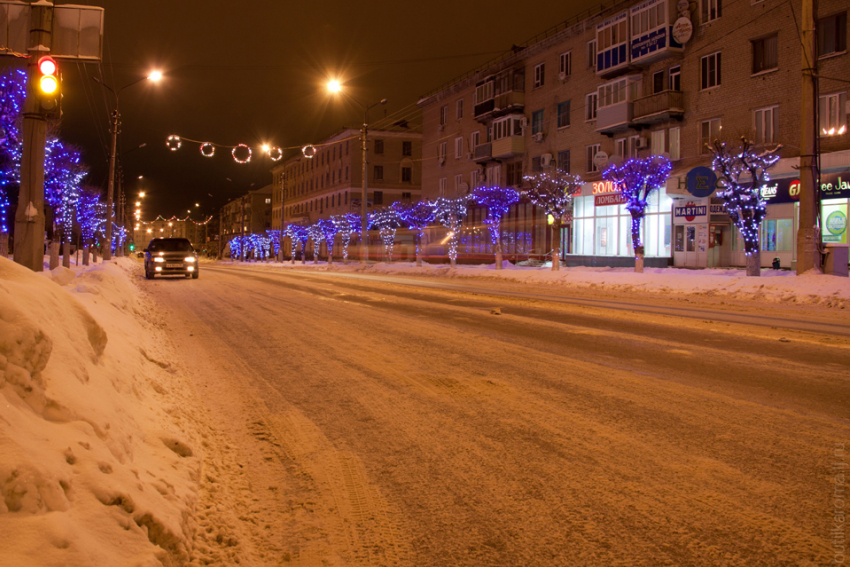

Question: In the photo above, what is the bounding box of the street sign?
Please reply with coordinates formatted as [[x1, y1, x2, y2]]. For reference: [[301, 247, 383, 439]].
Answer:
[[685, 166, 717, 198], [0, 1, 28, 55], [52, 5, 103, 61]]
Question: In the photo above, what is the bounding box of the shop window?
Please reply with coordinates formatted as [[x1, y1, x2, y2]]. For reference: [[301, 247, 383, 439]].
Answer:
[[762, 219, 794, 251]]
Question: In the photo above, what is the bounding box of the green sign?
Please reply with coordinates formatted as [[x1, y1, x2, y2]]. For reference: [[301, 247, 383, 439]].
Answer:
[[824, 210, 848, 243]]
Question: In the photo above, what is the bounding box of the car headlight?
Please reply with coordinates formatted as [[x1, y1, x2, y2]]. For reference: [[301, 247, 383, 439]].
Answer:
[[153, 257, 165, 263], [184, 257, 195, 262]]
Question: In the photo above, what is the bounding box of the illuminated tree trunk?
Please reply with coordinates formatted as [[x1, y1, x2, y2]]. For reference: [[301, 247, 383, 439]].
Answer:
[[551, 219, 561, 271], [415, 231, 423, 267], [631, 212, 645, 274], [746, 251, 761, 277], [62, 239, 70, 268], [327, 240, 334, 265], [49, 240, 59, 269], [82, 239, 90, 266], [0, 233, 8, 258], [342, 234, 350, 265]]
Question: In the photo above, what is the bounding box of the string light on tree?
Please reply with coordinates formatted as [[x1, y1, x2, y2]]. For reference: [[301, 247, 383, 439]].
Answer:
[[472, 185, 519, 270], [392, 201, 436, 267], [601, 156, 671, 273], [0, 69, 26, 249], [318, 219, 339, 264], [434, 196, 470, 267], [288, 224, 309, 264], [331, 213, 361, 264], [709, 137, 781, 277], [523, 169, 583, 271], [369, 207, 402, 263]]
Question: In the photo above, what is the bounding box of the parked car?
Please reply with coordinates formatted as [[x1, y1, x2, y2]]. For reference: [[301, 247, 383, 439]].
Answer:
[[144, 238, 199, 279], [136, 251, 145, 258]]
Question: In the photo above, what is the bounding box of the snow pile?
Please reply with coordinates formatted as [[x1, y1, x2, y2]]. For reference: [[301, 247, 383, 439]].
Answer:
[[236, 259, 850, 306], [0, 258, 201, 566]]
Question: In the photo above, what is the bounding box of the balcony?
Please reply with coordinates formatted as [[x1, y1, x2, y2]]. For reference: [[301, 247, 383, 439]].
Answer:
[[492, 91, 524, 118], [492, 136, 525, 159], [473, 142, 492, 162], [474, 98, 495, 121], [596, 101, 633, 135], [632, 90, 685, 124]]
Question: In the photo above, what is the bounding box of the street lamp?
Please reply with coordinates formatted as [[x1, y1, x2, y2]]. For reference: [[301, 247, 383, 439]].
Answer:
[[327, 79, 386, 264], [94, 71, 162, 261]]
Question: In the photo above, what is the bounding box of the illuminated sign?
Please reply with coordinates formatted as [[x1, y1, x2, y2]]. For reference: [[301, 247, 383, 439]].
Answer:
[[674, 203, 707, 220], [595, 193, 628, 206]]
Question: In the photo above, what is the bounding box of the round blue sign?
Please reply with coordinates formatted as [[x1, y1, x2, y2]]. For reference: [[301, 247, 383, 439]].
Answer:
[[686, 166, 717, 198]]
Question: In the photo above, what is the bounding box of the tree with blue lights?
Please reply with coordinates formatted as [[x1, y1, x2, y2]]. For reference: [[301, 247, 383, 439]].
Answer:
[[392, 200, 436, 267], [77, 187, 101, 265], [472, 186, 519, 270], [602, 157, 671, 273], [709, 138, 781, 277], [369, 207, 402, 263], [434, 197, 470, 267], [307, 223, 325, 264], [287, 224, 309, 264], [0, 69, 26, 257], [44, 139, 87, 266], [229, 236, 243, 260], [523, 169, 583, 271], [318, 219, 338, 264], [331, 213, 361, 264], [267, 229, 282, 261]]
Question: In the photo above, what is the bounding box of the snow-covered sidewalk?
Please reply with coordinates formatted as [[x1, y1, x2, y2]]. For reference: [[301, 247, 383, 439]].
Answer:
[[0, 257, 203, 566], [222, 258, 850, 307]]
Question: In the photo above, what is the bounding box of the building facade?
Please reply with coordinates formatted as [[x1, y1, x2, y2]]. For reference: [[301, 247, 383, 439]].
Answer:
[[418, 0, 849, 268], [219, 184, 273, 244], [271, 127, 423, 258]]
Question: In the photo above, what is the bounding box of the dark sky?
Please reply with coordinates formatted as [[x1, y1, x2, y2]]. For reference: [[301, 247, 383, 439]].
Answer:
[[5, 0, 600, 219]]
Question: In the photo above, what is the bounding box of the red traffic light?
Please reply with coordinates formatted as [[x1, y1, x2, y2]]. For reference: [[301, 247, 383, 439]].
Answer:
[[38, 56, 57, 76]]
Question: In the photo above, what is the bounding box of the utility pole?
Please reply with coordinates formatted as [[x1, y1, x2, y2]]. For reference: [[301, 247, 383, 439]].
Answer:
[[13, 1, 52, 272], [361, 120, 368, 264], [240, 195, 246, 261], [103, 109, 119, 260], [797, 0, 821, 274]]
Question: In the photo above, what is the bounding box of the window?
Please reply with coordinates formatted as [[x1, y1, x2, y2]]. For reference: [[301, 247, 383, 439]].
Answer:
[[534, 63, 545, 88], [456, 99, 464, 119], [653, 70, 665, 94], [373, 191, 383, 205], [702, 0, 721, 23], [346, 140, 349, 155], [628, 135, 641, 159], [439, 178, 447, 197], [557, 101, 571, 128], [492, 114, 524, 140], [471, 131, 480, 149], [632, 0, 667, 37], [753, 106, 778, 144], [558, 150, 570, 173], [402, 167, 412, 182], [669, 127, 681, 160], [587, 40, 597, 68], [651, 130, 666, 155], [531, 156, 542, 172], [669, 65, 681, 91], [586, 144, 601, 172], [701, 52, 722, 89], [265, 198, 271, 204], [374, 165, 383, 181], [818, 12, 847, 57], [506, 162, 523, 185], [616, 137, 626, 158], [700, 118, 722, 153], [402, 192, 412, 202], [374, 139, 384, 154], [471, 170, 480, 189], [455, 137, 463, 159], [454, 174, 463, 192], [585, 92, 598, 121], [402, 141, 412, 156], [345, 166, 349, 180], [532, 110, 544, 134], [752, 34, 778, 74], [559, 51, 572, 77], [440, 105, 448, 125], [475, 81, 494, 104], [439, 141, 447, 161], [819, 91, 848, 135]]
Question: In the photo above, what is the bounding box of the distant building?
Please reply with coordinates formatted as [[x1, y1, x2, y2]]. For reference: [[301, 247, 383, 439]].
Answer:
[[219, 184, 273, 244]]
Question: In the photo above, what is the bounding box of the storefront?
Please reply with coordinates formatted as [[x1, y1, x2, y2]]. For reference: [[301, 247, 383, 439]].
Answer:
[[568, 180, 673, 267], [670, 159, 850, 269]]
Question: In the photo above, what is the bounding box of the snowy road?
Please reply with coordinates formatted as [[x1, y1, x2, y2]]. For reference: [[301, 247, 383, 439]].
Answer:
[[144, 264, 849, 566]]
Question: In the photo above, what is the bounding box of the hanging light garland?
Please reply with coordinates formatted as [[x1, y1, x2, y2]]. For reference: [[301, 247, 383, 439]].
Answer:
[[166, 135, 181, 151], [231, 143, 252, 164], [200, 143, 215, 158], [302, 145, 316, 159], [268, 147, 283, 161]]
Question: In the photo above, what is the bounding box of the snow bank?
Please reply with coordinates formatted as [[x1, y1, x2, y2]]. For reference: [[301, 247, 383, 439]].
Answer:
[[231, 259, 850, 306], [0, 258, 201, 566]]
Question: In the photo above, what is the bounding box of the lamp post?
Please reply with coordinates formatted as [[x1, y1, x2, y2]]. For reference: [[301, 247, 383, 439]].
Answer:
[[94, 71, 162, 261], [328, 80, 386, 265], [116, 142, 146, 256]]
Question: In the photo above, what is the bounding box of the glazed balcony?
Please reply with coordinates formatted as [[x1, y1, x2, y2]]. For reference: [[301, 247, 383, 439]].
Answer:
[[632, 90, 685, 124]]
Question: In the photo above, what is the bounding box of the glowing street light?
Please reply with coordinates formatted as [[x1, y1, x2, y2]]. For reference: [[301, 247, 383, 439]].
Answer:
[[147, 70, 163, 82], [327, 79, 342, 93]]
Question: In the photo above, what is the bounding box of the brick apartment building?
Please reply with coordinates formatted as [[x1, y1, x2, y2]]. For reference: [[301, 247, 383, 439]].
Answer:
[[418, 0, 848, 268], [271, 127, 423, 257], [219, 184, 273, 250]]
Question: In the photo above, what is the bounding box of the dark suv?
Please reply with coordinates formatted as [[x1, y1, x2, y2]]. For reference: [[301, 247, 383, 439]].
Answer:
[[144, 238, 199, 279]]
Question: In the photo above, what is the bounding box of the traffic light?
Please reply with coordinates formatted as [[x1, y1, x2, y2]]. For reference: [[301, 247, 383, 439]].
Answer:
[[129, 244, 135, 251], [36, 56, 60, 113]]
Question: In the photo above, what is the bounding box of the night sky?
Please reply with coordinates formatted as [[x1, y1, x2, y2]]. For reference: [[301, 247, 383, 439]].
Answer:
[[3, 0, 600, 219]]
